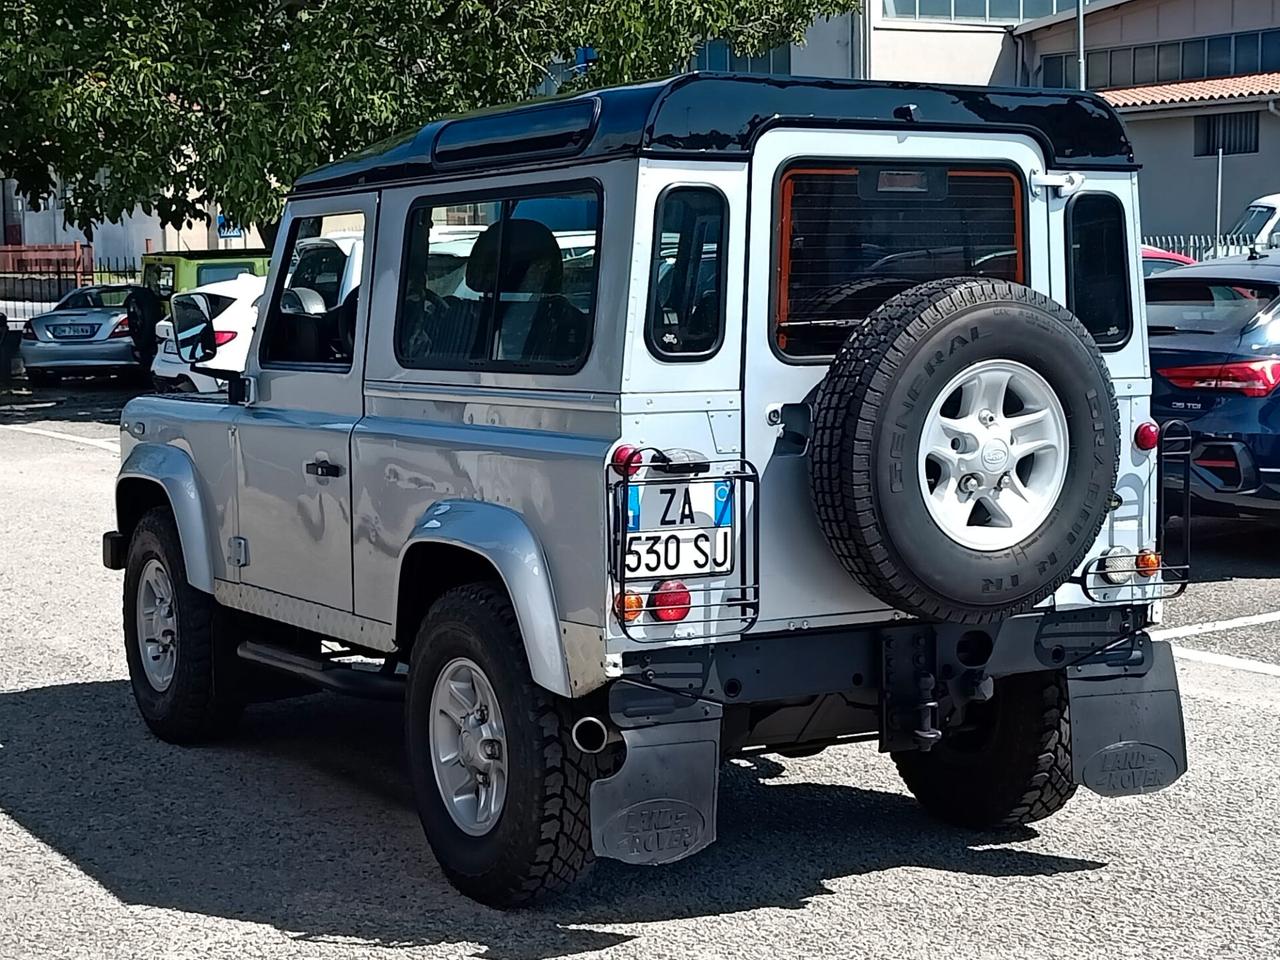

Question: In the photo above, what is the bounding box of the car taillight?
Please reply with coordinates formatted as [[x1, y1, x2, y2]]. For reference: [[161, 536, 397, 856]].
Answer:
[[21, 321, 35, 341], [1136, 549, 1161, 578], [214, 330, 237, 346], [649, 580, 692, 622], [611, 443, 643, 476], [1158, 359, 1280, 397], [108, 315, 131, 338], [614, 591, 643, 623], [1134, 421, 1160, 451]]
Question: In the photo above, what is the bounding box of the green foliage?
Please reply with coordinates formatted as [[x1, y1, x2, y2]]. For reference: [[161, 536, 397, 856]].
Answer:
[[0, 0, 858, 234]]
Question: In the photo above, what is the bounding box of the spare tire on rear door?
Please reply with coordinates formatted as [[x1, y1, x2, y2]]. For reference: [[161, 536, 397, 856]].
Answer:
[[809, 277, 1119, 624]]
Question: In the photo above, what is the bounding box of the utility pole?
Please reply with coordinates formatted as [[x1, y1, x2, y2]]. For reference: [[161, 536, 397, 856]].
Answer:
[[1077, 0, 1087, 90]]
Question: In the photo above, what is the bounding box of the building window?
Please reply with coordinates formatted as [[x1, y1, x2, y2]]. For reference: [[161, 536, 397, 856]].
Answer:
[[1195, 113, 1260, 157], [883, 0, 1090, 21], [1043, 28, 1280, 90], [694, 38, 791, 74]]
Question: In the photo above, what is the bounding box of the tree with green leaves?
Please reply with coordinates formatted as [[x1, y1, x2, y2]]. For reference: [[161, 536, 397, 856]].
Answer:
[[0, 0, 858, 238]]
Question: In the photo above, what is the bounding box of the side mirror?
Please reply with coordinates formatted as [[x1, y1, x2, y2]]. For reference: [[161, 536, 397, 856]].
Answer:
[[170, 294, 217, 364]]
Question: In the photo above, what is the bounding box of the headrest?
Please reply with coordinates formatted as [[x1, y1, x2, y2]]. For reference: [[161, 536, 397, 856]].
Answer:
[[464, 219, 563, 294]]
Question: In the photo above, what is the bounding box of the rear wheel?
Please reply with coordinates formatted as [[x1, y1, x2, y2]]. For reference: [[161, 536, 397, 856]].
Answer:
[[893, 671, 1076, 828], [405, 583, 601, 907], [123, 507, 243, 742]]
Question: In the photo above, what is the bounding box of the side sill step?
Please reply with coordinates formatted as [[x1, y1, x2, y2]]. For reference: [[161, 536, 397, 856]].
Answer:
[[237, 640, 405, 701]]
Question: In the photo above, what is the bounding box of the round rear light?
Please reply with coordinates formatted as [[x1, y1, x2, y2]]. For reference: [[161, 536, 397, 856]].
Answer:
[[614, 590, 643, 623], [1099, 547, 1135, 585], [649, 580, 692, 622], [1134, 421, 1160, 451], [611, 444, 643, 476], [1136, 549, 1161, 578]]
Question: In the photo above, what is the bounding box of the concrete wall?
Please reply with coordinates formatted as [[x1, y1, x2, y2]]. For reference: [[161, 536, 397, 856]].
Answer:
[[870, 15, 1017, 84], [1029, 0, 1280, 60], [1126, 105, 1280, 234]]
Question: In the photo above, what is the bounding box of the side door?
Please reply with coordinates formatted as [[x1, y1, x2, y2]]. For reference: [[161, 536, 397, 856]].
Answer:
[[233, 195, 376, 611], [742, 128, 1052, 630]]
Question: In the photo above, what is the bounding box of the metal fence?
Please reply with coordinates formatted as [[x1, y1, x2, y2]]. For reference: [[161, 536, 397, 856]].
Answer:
[[1143, 234, 1256, 262], [0, 245, 140, 328]]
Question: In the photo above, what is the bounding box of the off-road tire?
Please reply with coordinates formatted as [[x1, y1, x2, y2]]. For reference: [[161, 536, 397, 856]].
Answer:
[[405, 583, 604, 908], [123, 507, 243, 742], [893, 671, 1076, 828], [809, 277, 1120, 623]]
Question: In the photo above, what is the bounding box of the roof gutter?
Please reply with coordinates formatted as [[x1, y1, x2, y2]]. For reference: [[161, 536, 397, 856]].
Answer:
[[1110, 94, 1280, 118]]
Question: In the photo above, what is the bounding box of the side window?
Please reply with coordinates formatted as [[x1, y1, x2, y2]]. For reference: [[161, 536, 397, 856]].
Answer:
[[260, 212, 365, 368], [775, 164, 1025, 359], [396, 188, 599, 372], [143, 263, 174, 299], [1067, 193, 1132, 348], [645, 187, 726, 360]]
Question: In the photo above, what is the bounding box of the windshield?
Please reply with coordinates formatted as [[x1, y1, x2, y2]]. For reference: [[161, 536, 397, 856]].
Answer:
[[1229, 205, 1276, 239], [1146, 279, 1280, 335]]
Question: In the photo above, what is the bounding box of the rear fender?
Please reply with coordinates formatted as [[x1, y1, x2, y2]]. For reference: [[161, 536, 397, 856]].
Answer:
[[115, 443, 217, 593], [397, 500, 575, 697]]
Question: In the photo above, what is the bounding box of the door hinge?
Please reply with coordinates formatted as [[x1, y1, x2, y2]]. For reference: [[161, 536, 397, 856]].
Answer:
[[1029, 170, 1086, 198], [228, 537, 250, 568]]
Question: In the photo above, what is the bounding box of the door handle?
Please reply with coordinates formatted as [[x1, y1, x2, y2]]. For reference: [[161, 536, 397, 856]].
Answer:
[[304, 459, 343, 479]]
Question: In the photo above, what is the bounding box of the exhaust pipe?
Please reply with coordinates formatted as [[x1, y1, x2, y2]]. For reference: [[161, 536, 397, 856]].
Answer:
[[571, 715, 617, 754]]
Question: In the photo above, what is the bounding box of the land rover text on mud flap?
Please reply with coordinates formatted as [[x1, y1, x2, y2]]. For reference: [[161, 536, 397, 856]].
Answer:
[[104, 74, 1191, 908]]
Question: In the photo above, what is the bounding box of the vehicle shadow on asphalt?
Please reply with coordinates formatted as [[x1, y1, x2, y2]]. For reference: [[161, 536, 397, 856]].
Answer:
[[0, 377, 143, 426], [1182, 517, 1280, 583], [0, 681, 1103, 958]]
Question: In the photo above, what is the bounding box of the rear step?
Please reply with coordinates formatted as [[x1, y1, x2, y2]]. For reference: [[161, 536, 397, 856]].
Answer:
[[237, 641, 405, 701]]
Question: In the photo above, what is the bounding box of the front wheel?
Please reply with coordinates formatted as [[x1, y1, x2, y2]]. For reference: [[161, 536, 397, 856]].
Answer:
[[405, 583, 603, 908], [123, 507, 243, 742], [893, 671, 1076, 828]]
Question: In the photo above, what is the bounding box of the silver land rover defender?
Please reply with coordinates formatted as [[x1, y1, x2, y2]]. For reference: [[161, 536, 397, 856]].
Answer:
[[104, 74, 1191, 908]]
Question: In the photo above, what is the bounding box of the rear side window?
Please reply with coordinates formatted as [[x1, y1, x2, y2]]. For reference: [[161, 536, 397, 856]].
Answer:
[[646, 187, 726, 360], [775, 164, 1025, 359], [1067, 193, 1132, 347], [396, 188, 599, 372]]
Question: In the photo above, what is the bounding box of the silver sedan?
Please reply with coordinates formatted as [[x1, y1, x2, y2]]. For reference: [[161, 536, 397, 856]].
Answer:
[[19, 285, 145, 384]]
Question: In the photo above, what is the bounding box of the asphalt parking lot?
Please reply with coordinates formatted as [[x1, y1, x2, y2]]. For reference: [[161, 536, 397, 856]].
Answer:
[[2, 383, 1278, 960]]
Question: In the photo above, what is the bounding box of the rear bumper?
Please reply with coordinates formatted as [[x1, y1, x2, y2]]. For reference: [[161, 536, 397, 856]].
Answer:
[[589, 609, 1186, 865], [1163, 434, 1280, 514], [20, 338, 138, 370]]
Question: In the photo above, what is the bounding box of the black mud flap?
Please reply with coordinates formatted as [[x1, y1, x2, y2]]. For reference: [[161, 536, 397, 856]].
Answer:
[[590, 680, 721, 866], [1068, 640, 1187, 797]]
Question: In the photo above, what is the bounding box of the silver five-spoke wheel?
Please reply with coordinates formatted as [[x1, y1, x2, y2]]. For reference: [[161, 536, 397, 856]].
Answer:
[[918, 358, 1068, 551], [136, 557, 178, 692], [429, 657, 508, 837]]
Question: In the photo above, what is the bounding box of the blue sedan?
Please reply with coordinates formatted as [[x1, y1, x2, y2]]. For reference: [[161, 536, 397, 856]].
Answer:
[[1148, 255, 1280, 516]]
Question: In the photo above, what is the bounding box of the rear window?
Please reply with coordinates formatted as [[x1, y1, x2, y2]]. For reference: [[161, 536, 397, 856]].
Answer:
[[774, 164, 1025, 359], [196, 261, 255, 286], [1146, 279, 1280, 336]]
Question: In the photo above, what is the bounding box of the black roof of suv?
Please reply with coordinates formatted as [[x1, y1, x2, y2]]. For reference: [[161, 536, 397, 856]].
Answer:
[[294, 73, 1137, 195]]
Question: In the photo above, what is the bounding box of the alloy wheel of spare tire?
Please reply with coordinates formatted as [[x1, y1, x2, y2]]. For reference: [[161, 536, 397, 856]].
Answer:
[[809, 277, 1119, 624]]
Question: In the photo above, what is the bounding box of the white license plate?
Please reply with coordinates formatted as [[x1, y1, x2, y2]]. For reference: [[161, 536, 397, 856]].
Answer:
[[51, 324, 96, 338], [623, 480, 734, 578]]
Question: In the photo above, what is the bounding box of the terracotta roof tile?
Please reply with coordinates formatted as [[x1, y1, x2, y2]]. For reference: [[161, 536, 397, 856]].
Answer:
[[1100, 72, 1280, 109]]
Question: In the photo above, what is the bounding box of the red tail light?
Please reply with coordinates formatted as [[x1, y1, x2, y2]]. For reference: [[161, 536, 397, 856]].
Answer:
[[214, 330, 237, 346], [649, 580, 692, 622], [108, 315, 131, 338], [21, 321, 35, 341], [611, 444, 643, 476], [1134, 421, 1160, 451], [1158, 359, 1280, 397]]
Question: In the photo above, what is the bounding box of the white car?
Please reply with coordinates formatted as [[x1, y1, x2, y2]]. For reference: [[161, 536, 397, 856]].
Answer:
[[152, 273, 266, 392]]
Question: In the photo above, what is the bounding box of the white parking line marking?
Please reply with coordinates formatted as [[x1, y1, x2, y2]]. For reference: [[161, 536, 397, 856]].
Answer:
[[0, 424, 120, 453], [1151, 610, 1280, 642], [1170, 645, 1280, 678]]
